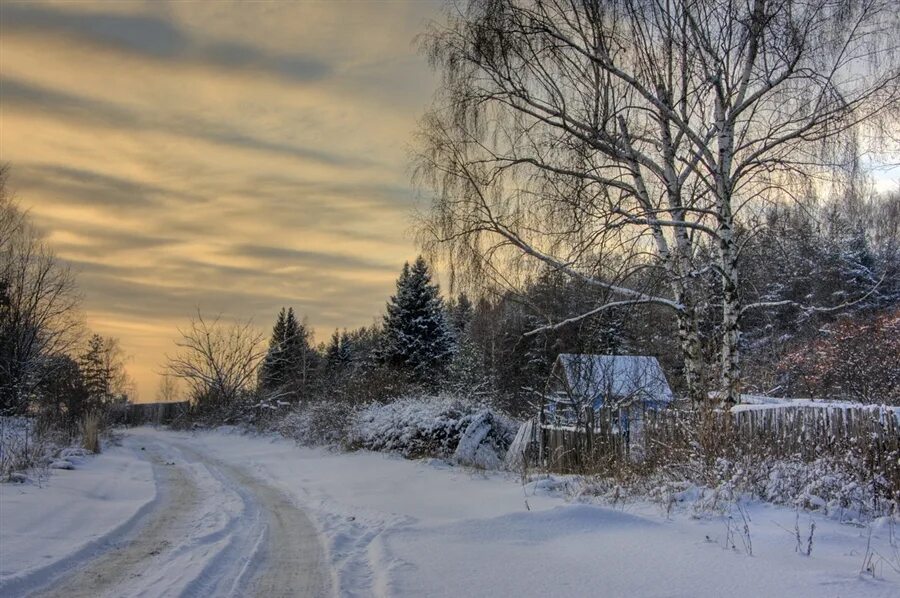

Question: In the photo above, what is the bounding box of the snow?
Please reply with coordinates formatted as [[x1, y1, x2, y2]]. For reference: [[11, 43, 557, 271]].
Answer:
[[180, 429, 900, 597], [2, 427, 898, 597], [350, 396, 517, 464], [0, 441, 155, 589], [555, 353, 674, 406], [735, 395, 900, 417]]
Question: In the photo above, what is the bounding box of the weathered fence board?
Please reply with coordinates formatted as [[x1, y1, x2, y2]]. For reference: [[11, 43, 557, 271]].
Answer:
[[526, 404, 900, 487]]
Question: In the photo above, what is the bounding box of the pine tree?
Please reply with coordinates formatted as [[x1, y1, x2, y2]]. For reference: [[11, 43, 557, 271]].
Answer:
[[283, 308, 314, 387], [79, 335, 127, 408], [260, 307, 316, 398], [448, 293, 474, 335], [379, 256, 454, 382], [325, 329, 341, 366], [338, 330, 352, 364], [80, 334, 111, 405]]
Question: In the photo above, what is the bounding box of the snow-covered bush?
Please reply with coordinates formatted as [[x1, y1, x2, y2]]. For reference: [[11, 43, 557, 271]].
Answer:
[[573, 454, 900, 522], [0, 417, 66, 481], [738, 457, 888, 523], [278, 400, 355, 447], [350, 395, 518, 467]]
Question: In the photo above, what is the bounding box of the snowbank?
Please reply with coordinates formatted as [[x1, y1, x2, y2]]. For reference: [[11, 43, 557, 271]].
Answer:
[[0, 441, 155, 588], [0, 417, 58, 480], [350, 396, 518, 467], [3, 427, 898, 596]]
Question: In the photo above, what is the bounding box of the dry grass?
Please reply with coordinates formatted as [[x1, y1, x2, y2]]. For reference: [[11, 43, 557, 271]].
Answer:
[[80, 412, 101, 454], [525, 405, 900, 519]]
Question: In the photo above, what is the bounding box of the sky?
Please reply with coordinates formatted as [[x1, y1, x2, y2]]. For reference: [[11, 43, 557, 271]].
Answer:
[[1, 0, 444, 401]]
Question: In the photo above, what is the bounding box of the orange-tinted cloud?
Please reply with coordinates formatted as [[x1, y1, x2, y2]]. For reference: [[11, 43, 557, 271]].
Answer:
[[1, 0, 443, 400]]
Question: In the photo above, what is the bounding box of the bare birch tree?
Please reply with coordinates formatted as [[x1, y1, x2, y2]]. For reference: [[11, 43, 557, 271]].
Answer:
[[416, 0, 900, 404]]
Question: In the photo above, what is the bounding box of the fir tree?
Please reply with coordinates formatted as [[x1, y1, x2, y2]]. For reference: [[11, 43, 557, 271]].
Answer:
[[448, 293, 474, 335], [338, 330, 353, 364], [260, 307, 316, 398], [79, 335, 127, 407], [379, 256, 454, 381], [325, 329, 340, 365]]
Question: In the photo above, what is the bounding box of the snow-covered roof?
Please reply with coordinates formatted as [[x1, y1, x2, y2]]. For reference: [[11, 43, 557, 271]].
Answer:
[[552, 354, 673, 405]]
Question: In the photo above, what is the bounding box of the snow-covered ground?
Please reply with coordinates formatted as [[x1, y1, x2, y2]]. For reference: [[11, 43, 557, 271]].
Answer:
[[0, 441, 156, 591], [2, 427, 899, 597]]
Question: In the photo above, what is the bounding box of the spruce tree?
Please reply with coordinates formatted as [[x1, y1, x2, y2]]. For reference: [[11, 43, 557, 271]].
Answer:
[[379, 256, 454, 382], [447, 299, 489, 392], [448, 293, 474, 335], [260, 308, 288, 391], [338, 330, 352, 364], [326, 329, 352, 369], [260, 307, 316, 397], [80, 334, 112, 406], [325, 329, 341, 366], [78, 335, 127, 408]]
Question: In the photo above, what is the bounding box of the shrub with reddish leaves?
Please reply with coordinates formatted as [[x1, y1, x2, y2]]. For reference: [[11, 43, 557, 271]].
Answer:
[[779, 309, 900, 404]]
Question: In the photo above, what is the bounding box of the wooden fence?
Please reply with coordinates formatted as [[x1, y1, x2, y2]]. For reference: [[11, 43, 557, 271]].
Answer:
[[109, 401, 191, 427], [645, 405, 899, 463], [526, 404, 900, 485], [536, 407, 633, 472]]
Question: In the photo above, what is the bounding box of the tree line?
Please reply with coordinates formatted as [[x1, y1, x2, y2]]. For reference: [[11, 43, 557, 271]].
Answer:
[[5, 0, 899, 424], [170, 205, 900, 425]]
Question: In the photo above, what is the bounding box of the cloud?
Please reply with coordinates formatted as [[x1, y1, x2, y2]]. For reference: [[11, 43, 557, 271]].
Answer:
[[64, 256, 391, 325], [1, 3, 332, 82], [232, 244, 398, 272], [13, 163, 187, 211], [2, 76, 370, 168], [0, 1, 439, 400], [1, 75, 136, 128]]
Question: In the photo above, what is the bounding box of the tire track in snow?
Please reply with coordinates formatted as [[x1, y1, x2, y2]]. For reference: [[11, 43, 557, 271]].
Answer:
[[29, 430, 333, 598], [173, 442, 333, 598], [30, 440, 201, 598]]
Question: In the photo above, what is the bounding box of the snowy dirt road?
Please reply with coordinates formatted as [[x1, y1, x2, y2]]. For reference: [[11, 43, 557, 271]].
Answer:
[[4, 427, 900, 597], [6, 430, 332, 598]]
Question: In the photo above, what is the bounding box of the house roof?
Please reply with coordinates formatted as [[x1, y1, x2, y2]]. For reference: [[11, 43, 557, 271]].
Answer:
[[553, 354, 674, 405]]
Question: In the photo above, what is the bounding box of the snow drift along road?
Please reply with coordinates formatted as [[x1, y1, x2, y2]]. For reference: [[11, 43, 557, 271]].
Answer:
[[0, 430, 332, 598], [3, 427, 899, 597]]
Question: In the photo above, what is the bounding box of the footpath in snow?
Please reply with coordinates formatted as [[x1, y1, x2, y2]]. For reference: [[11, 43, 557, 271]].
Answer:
[[2, 427, 899, 597]]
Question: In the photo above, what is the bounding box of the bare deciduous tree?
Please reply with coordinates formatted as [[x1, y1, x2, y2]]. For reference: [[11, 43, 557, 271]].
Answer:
[[166, 311, 265, 410], [1, 165, 83, 413], [416, 0, 900, 404]]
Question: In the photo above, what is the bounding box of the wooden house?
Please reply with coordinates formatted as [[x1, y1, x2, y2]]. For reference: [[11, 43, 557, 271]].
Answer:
[[542, 354, 673, 425]]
